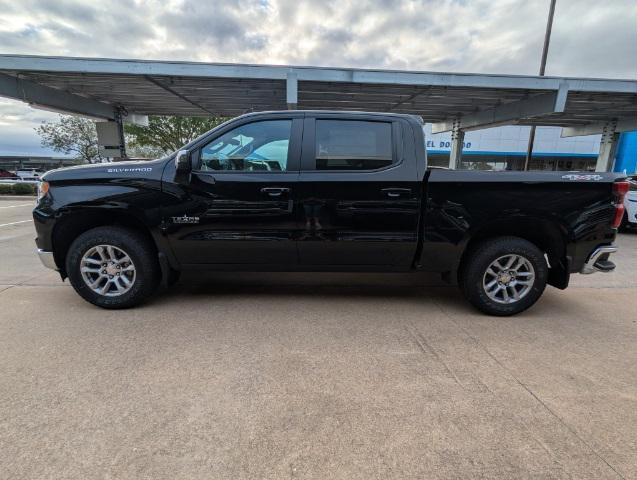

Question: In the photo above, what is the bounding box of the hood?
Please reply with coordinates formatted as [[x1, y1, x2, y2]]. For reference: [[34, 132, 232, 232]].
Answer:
[[43, 158, 169, 183]]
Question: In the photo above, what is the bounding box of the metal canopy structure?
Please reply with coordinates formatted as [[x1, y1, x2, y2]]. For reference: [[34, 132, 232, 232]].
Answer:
[[1, 54, 636, 170]]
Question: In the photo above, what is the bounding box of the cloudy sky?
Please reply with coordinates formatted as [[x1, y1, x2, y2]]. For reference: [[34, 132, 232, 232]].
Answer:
[[1, 0, 636, 156]]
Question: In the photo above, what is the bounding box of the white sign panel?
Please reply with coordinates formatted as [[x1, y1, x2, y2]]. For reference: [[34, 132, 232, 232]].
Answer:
[[423, 124, 601, 156]]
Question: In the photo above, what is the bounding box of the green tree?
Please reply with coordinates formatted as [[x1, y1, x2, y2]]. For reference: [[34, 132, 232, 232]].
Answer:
[[36, 115, 104, 163], [125, 116, 228, 154], [36, 115, 229, 161]]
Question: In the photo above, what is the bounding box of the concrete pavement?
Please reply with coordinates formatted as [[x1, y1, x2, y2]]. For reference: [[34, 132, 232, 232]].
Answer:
[[1, 197, 636, 479]]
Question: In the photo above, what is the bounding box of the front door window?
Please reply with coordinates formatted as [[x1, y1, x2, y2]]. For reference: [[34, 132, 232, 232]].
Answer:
[[200, 120, 292, 172]]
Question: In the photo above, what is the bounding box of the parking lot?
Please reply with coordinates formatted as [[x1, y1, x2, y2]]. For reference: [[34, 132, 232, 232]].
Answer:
[[1, 196, 636, 479]]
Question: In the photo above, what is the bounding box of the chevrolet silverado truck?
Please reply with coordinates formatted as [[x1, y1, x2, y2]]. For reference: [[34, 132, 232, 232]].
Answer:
[[33, 111, 629, 315]]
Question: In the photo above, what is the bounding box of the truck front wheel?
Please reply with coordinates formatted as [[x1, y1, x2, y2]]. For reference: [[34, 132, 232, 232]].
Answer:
[[460, 236, 548, 316], [66, 226, 160, 309]]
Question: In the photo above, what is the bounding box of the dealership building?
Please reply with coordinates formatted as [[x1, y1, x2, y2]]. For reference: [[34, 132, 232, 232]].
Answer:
[[426, 125, 637, 173], [0, 155, 80, 172]]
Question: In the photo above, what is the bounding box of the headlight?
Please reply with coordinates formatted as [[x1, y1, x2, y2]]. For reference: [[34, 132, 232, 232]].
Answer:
[[37, 181, 49, 201]]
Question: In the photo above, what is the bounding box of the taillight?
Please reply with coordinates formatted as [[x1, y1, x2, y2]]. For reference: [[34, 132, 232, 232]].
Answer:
[[611, 180, 629, 228], [37, 181, 49, 202]]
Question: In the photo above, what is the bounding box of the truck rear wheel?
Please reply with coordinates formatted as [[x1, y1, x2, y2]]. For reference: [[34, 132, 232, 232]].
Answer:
[[460, 236, 548, 316], [66, 226, 160, 309]]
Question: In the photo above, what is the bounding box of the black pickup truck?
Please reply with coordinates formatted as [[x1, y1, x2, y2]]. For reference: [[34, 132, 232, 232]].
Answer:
[[33, 111, 629, 315]]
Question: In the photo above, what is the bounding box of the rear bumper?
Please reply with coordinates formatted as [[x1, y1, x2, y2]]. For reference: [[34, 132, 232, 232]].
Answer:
[[37, 249, 58, 271], [580, 245, 617, 274]]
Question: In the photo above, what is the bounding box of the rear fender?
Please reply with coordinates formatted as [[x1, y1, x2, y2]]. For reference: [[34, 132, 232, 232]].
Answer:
[[455, 216, 570, 288]]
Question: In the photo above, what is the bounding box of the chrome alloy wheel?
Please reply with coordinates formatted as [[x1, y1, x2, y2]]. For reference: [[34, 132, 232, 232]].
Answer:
[[482, 254, 535, 304], [80, 245, 136, 297]]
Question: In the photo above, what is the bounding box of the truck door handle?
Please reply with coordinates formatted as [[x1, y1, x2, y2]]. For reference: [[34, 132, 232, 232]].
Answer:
[[382, 188, 411, 198], [261, 187, 290, 197]]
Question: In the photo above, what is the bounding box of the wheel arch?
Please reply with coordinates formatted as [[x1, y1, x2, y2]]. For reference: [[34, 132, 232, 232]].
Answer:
[[51, 208, 169, 278], [457, 216, 570, 289]]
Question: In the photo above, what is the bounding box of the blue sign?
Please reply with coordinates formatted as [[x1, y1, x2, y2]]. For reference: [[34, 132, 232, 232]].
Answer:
[[426, 140, 472, 150]]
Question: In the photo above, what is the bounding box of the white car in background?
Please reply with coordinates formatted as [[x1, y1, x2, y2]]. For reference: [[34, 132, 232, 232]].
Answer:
[[622, 176, 637, 230], [15, 169, 45, 181]]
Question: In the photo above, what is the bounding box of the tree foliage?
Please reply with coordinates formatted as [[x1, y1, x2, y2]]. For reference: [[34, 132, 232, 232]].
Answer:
[[125, 142, 166, 159], [125, 116, 228, 154], [36, 115, 230, 161], [36, 115, 104, 163]]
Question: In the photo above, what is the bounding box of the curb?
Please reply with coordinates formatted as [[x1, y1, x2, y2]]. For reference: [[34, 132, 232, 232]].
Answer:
[[0, 196, 37, 201]]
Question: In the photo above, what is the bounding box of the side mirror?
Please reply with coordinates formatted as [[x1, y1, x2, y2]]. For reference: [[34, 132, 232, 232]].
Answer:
[[175, 150, 191, 173]]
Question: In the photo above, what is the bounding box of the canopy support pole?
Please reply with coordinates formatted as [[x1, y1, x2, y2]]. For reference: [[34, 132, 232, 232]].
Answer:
[[596, 120, 619, 172], [449, 118, 464, 170]]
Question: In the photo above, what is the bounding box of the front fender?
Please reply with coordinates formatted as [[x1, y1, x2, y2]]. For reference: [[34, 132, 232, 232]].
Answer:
[[34, 180, 179, 276]]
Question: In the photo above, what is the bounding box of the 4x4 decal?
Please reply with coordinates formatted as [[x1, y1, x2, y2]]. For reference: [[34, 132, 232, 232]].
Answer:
[[561, 174, 604, 181]]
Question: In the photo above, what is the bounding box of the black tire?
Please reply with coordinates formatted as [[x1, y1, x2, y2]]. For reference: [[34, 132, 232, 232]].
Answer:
[[66, 226, 160, 309], [460, 236, 548, 316]]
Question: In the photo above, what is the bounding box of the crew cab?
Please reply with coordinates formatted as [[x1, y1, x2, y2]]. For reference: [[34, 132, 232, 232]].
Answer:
[[33, 111, 629, 315]]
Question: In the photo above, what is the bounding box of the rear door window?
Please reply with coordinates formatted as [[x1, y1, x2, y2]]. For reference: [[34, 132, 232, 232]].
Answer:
[[315, 120, 393, 171]]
